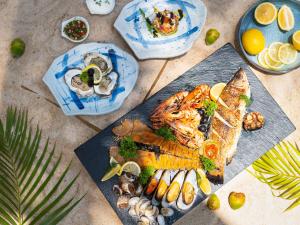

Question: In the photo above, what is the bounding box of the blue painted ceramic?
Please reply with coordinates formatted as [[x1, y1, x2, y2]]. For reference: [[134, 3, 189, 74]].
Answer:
[[43, 43, 139, 116], [238, 0, 300, 74], [114, 0, 207, 59]]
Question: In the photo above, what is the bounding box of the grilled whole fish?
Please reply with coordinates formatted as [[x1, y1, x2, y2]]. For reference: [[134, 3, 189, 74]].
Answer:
[[207, 68, 250, 183]]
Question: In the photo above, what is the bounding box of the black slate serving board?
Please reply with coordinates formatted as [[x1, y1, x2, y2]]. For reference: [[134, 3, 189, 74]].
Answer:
[[75, 43, 295, 225]]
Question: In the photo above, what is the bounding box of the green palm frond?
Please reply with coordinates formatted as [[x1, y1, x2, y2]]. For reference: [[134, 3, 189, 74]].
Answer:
[[0, 107, 84, 225], [248, 141, 300, 212]]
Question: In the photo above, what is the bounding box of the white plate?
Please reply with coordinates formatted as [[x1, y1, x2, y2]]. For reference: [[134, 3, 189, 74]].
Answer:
[[114, 0, 207, 60], [43, 42, 139, 116]]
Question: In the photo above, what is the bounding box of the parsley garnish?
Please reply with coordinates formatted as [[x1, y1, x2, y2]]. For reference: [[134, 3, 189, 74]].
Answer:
[[204, 100, 218, 116], [240, 94, 252, 107], [138, 166, 155, 185], [79, 71, 89, 84], [155, 126, 176, 141], [119, 136, 138, 159], [201, 156, 216, 172]]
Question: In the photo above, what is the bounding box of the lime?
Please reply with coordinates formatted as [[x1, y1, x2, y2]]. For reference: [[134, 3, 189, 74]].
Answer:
[[278, 43, 298, 65], [228, 192, 245, 210], [101, 164, 121, 181], [10, 38, 26, 58], [118, 161, 141, 176], [207, 194, 220, 210], [205, 29, 220, 45]]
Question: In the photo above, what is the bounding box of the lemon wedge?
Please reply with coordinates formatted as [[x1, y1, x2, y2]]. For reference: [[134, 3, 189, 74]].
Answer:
[[278, 5, 294, 31], [278, 43, 298, 65], [268, 42, 282, 63], [210, 83, 226, 102], [118, 161, 141, 176], [82, 64, 103, 85], [196, 169, 211, 195], [254, 2, 277, 25], [264, 51, 283, 70], [292, 30, 300, 51], [257, 48, 270, 69], [101, 164, 121, 182]]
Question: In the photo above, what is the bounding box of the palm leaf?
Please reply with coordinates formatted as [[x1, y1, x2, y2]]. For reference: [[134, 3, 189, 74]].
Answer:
[[248, 141, 300, 211], [0, 107, 84, 224]]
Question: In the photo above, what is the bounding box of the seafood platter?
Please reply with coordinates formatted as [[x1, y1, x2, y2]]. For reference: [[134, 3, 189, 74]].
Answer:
[[238, 0, 300, 74], [43, 42, 139, 116], [114, 0, 207, 59], [75, 44, 295, 225]]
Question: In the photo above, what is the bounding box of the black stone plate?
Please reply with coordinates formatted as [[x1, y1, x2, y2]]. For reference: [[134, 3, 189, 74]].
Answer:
[[75, 43, 295, 225]]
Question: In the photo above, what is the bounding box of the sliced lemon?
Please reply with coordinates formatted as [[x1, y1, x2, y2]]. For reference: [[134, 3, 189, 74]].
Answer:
[[118, 161, 141, 176], [101, 164, 121, 182], [278, 43, 298, 65], [257, 48, 270, 69], [264, 52, 283, 70], [292, 30, 300, 51], [268, 42, 283, 63], [278, 5, 294, 31], [210, 83, 226, 102], [82, 64, 102, 85], [254, 2, 277, 25]]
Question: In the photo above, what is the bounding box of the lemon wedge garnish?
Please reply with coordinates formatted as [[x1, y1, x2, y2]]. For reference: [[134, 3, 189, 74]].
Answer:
[[257, 48, 270, 69], [278, 5, 294, 31], [255, 2, 277, 25], [268, 42, 283, 63], [264, 51, 283, 70], [210, 83, 226, 102], [101, 164, 121, 182], [196, 169, 211, 195], [292, 30, 300, 51], [278, 43, 298, 65], [117, 161, 141, 176]]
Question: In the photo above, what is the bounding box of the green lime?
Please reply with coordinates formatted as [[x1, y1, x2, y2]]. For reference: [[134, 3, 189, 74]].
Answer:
[[207, 194, 220, 210], [101, 164, 121, 182], [11, 38, 26, 58], [205, 29, 220, 45]]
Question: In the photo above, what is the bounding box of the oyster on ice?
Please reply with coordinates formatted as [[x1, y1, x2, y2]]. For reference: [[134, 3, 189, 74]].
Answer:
[[84, 52, 112, 76], [94, 72, 118, 96], [64, 68, 94, 97]]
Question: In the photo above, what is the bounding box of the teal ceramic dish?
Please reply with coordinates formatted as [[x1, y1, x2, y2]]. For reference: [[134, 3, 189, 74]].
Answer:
[[237, 0, 300, 74]]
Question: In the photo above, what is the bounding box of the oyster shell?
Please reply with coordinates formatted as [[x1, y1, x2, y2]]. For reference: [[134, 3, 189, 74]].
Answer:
[[177, 170, 198, 210], [162, 170, 186, 208], [121, 182, 136, 195], [94, 72, 118, 96], [84, 52, 112, 76], [145, 206, 159, 218], [64, 69, 94, 97], [160, 207, 174, 217], [117, 195, 130, 209]]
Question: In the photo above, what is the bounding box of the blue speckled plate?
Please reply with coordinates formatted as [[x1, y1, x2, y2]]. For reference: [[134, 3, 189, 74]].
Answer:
[[238, 0, 300, 74], [43, 43, 139, 116], [114, 0, 207, 59]]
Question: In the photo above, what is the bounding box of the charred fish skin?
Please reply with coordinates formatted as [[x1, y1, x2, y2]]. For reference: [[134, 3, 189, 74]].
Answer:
[[208, 68, 250, 184]]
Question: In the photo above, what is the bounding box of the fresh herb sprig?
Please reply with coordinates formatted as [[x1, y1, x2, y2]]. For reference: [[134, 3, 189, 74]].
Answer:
[[204, 100, 218, 116], [240, 94, 252, 107], [201, 156, 216, 172], [138, 166, 156, 185], [80, 71, 89, 84], [119, 136, 138, 159], [155, 126, 176, 141]]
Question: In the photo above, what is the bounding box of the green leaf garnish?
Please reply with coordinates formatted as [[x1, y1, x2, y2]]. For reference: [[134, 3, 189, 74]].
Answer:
[[139, 8, 157, 37], [240, 94, 252, 107], [119, 136, 138, 159], [138, 166, 155, 185], [204, 100, 218, 116], [155, 126, 176, 141], [80, 71, 89, 84], [201, 156, 216, 172]]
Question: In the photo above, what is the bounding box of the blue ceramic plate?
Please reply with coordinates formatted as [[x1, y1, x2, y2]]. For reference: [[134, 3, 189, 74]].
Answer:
[[114, 0, 207, 59], [43, 43, 139, 116], [238, 0, 300, 74]]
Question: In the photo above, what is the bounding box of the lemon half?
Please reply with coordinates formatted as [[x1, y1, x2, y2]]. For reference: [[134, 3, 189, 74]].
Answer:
[[278, 5, 294, 31], [292, 30, 300, 51], [255, 2, 277, 25]]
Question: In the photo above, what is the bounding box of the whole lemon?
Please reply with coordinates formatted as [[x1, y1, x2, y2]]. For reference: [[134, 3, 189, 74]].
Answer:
[[242, 29, 265, 55]]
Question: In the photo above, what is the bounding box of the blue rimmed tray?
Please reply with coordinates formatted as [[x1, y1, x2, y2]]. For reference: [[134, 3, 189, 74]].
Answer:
[[114, 0, 207, 59], [43, 42, 139, 115], [237, 0, 300, 75], [75, 43, 295, 225]]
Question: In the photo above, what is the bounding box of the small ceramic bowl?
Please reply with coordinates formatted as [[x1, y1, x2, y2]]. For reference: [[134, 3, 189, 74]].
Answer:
[[86, 0, 115, 15], [61, 16, 90, 43]]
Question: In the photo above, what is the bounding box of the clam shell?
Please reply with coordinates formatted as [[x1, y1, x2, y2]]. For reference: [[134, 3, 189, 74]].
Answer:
[[160, 207, 174, 217], [145, 206, 159, 218], [117, 195, 130, 209], [129, 206, 138, 217], [129, 197, 140, 207]]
